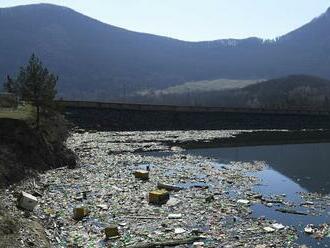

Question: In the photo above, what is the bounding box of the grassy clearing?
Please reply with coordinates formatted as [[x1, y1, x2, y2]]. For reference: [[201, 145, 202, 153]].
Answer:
[[0, 104, 35, 120], [162, 78, 263, 94], [137, 78, 263, 96]]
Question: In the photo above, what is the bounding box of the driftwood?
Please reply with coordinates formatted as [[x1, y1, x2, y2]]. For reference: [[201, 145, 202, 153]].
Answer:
[[261, 197, 283, 204], [276, 208, 308, 215], [157, 182, 184, 191], [125, 216, 162, 220], [126, 236, 203, 248]]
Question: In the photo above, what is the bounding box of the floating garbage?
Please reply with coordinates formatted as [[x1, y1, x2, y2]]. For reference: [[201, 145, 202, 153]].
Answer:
[[275, 208, 308, 216], [104, 225, 120, 238], [300, 201, 314, 207], [272, 223, 285, 230], [304, 225, 314, 234], [237, 199, 250, 205], [168, 213, 182, 219], [73, 207, 89, 220], [96, 204, 108, 210], [304, 224, 330, 239], [263, 227, 275, 233], [193, 241, 205, 247], [17, 192, 38, 211], [149, 189, 170, 205], [3, 130, 308, 247], [134, 170, 149, 180], [157, 182, 183, 191], [166, 197, 181, 207], [174, 227, 186, 234]]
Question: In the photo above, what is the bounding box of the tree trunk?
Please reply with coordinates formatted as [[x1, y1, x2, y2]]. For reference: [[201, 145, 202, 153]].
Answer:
[[126, 236, 203, 248], [36, 105, 40, 129]]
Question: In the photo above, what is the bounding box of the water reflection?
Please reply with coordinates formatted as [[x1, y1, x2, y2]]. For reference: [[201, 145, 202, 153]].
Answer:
[[185, 143, 330, 194], [185, 143, 330, 247], [250, 169, 330, 247]]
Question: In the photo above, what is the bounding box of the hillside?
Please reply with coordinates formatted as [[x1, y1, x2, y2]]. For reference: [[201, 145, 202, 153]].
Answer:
[[235, 75, 330, 108], [133, 75, 330, 109], [1, 4, 330, 100]]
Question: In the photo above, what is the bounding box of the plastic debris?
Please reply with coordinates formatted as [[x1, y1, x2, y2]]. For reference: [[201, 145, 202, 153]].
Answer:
[[3, 130, 307, 247], [237, 199, 250, 205], [96, 204, 108, 210], [134, 170, 149, 181], [149, 189, 170, 205], [193, 241, 205, 247], [168, 213, 182, 219], [304, 224, 330, 239], [304, 225, 314, 234], [17, 192, 38, 211], [174, 227, 186, 234], [263, 227, 275, 233], [166, 197, 181, 206], [73, 207, 89, 220], [272, 223, 285, 230], [104, 225, 120, 238]]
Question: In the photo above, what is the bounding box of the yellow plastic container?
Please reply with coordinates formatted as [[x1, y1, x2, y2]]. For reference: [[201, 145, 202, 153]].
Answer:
[[73, 207, 89, 220], [149, 189, 170, 205], [134, 170, 149, 180], [104, 225, 120, 238]]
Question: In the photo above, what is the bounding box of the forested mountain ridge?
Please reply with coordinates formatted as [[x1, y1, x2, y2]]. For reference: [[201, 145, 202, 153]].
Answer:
[[133, 75, 330, 109], [1, 4, 330, 100]]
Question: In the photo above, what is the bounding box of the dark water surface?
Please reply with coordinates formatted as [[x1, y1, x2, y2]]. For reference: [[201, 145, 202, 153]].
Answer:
[[185, 143, 330, 247]]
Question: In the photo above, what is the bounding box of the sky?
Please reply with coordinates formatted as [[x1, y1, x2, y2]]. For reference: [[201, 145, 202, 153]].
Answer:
[[0, 0, 329, 41]]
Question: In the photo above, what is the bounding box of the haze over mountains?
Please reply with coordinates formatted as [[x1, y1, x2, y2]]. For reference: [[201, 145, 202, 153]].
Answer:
[[1, 4, 330, 101]]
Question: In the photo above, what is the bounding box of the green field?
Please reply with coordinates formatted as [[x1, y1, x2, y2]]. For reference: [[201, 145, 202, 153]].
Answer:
[[162, 78, 262, 94], [138, 78, 263, 96], [0, 104, 34, 120]]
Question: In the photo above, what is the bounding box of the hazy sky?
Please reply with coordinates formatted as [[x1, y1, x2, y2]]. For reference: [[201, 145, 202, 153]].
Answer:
[[1, 0, 329, 41]]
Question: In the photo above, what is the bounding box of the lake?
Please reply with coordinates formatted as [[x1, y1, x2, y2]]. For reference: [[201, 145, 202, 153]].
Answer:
[[185, 143, 330, 247]]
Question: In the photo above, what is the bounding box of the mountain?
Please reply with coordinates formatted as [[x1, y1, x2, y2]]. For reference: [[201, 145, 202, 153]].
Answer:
[[1, 4, 330, 100]]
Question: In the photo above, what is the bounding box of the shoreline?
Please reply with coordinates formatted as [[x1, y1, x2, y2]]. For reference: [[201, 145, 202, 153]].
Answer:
[[166, 129, 330, 150], [1, 128, 330, 247]]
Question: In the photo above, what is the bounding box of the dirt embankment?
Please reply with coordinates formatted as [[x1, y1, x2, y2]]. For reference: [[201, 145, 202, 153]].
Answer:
[[0, 117, 76, 248], [0, 118, 76, 187]]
